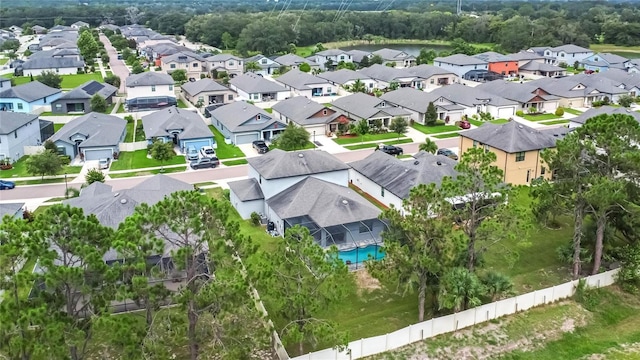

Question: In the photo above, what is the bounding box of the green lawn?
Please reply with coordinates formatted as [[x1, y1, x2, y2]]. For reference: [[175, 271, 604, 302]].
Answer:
[[344, 138, 413, 150], [39, 112, 73, 116], [105, 103, 116, 114], [109, 150, 186, 171], [116, 103, 126, 113], [208, 125, 246, 159], [14, 178, 67, 185], [468, 118, 510, 127], [108, 166, 186, 178], [542, 120, 570, 126], [124, 122, 135, 142], [522, 113, 562, 121], [5, 73, 104, 89], [263, 108, 273, 113], [433, 132, 461, 139], [53, 123, 64, 133], [412, 122, 459, 134], [334, 132, 407, 145], [222, 159, 249, 166], [177, 99, 188, 108], [0, 156, 81, 179], [562, 108, 583, 115], [0, 58, 8, 65]]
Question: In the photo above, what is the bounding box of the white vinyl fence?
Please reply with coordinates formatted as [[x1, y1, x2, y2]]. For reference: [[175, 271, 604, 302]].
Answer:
[[118, 141, 148, 152], [291, 269, 619, 360]]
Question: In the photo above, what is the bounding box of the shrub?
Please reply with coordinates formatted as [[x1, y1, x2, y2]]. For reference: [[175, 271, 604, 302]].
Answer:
[[516, 110, 524, 117], [592, 100, 603, 107], [155, 66, 162, 71], [58, 155, 71, 165], [77, 69, 85, 74], [250, 212, 261, 226], [554, 108, 565, 117]]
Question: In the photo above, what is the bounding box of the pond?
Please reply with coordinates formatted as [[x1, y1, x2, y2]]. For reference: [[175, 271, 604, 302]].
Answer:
[[340, 43, 453, 57]]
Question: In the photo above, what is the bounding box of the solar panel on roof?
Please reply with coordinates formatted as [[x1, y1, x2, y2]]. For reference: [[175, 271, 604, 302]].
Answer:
[[81, 82, 104, 95]]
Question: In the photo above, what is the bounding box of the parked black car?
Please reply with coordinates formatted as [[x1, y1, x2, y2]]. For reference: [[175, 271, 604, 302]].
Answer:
[[190, 157, 220, 170], [252, 140, 269, 154], [376, 144, 403, 156], [437, 148, 459, 160]]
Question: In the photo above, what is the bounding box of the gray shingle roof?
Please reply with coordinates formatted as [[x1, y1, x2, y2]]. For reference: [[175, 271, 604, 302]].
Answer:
[[0, 203, 24, 218], [598, 68, 640, 90], [229, 72, 288, 94], [428, 83, 517, 107], [206, 54, 242, 62], [435, 54, 487, 66], [273, 53, 316, 67], [275, 69, 330, 90], [21, 55, 84, 70], [162, 51, 206, 63], [316, 69, 371, 85], [0, 112, 39, 134], [180, 79, 229, 97], [476, 81, 559, 104], [227, 178, 264, 201], [527, 73, 628, 98], [518, 60, 565, 72], [350, 150, 458, 199], [474, 51, 513, 63], [209, 101, 281, 133], [372, 48, 415, 61], [50, 112, 126, 148], [332, 92, 411, 119], [359, 64, 418, 83], [248, 149, 349, 180], [460, 121, 557, 153], [570, 106, 640, 125], [126, 72, 174, 87], [56, 80, 117, 101], [346, 49, 371, 63], [266, 177, 381, 228], [405, 64, 456, 78], [506, 51, 548, 61], [316, 49, 349, 56], [141, 106, 212, 140], [0, 81, 61, 103], [380, 87, 438, 113], [271, 96, 341, 126], [550, 44, 591, 54]]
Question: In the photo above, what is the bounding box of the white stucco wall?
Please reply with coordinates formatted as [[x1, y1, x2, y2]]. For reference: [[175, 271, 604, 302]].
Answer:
[[349, 168, 404, 214], [248, 166, 349, 199], [23, 67, 78, 76], [126, 84, 175, 100], [230, 190, 265, 219], [0, 119, 42, 161]]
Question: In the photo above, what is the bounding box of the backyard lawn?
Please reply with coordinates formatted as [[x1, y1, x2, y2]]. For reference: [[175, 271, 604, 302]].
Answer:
[[412, 121, 459, 134], [522, 113, 562, 121], [208, 125, 246, 159], [177, 99, 189, 108], [334, 132, 408, 145], [53, 123, 64, 133], [468, 118, 510, 127], [109, 150, 186, 171], [542, 120, 570, 126], [2, 73, 104, 89]]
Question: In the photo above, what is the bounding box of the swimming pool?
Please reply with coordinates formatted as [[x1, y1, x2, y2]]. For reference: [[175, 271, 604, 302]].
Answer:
[[338, 245, 385, 265]]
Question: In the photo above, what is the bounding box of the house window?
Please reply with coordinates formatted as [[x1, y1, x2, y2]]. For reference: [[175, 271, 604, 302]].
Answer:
[[261, 59, 267, 64], [193, 63, 198, 67], [259, 175, 262, 184], [15, 130, 18, 138], [430, 79, 434, 84], [228, 94, 233, 101], [17, 103, 23, 110], [541, 166, 546, 175], [483, 144, 489, 153], [169, 85, 173, 91], [257, 114, 261, 120], [56, 68, 59, 73], [198, 96, 204, 102], [170, 64, 176, 69], [151, 85, 156, 92], [228, 61, 234, 66], [322, 109, 327, 115], [473, 140, 478, 147], [340, 55, 345, 60], [515, 152, 525, 162], [381, 187, 385, 197]]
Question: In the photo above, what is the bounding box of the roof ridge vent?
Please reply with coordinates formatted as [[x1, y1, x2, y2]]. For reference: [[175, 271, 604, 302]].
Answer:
[[436, 161, 442, 166], [120, 198, 127, 204], [414, 161, 419, 165], [342, 199, 348, 205], [298, 153, 304, 158], [114, 192, 120, 197]]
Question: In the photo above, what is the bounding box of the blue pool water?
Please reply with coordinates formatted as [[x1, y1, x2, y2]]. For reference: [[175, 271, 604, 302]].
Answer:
[[338, 245, 385, 265]]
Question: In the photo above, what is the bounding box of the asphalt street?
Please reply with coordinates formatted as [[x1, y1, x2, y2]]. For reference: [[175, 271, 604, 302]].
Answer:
[[100, 34, 130, 93]]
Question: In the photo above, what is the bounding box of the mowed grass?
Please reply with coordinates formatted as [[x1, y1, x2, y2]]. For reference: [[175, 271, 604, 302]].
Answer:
[[108, 166, 186, 178], [53, 123, 64, 133], [344, 138, 413, 150], [177, 99, 189, 108], [562, 108, 583, 115], [222, 159, 248, 166], [5, 73, 104, 88], [412, 122, 459, 134], [433, 132, 460, 139], [334, 132, 404, 145], [0, 156, 82, 179], [109, 150, 186, 171], [542, 120, 570, 126], [522, 113, 562, 121], [208, 125, 246, 159]]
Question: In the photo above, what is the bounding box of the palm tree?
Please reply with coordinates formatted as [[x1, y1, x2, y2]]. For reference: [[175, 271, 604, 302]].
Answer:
[[349, 79, 367, 93], [419, 138, 438, 154], [244, 61, 260, 73]]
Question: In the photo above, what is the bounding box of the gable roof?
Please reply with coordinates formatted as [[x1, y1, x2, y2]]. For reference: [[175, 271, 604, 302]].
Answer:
[[316, 49, 350, 56], [50, 112, 126, 148], [598, 68, 640, 90], [0, 112, 39, 134], [476, 81, 559, 104], [507, 51, 548, 62], [206, 53, 242, 62], [474, 51, 513, 63], [350, 150, 458, 199], [141, 106, 212, 140], [359, 64, 419, 83], [460, 121, 557, 153], [527, 73, 629, 98], [346, 49, 372, 63], [181, 78, 229, 97], [266, 177, 381, 228], [316, 69, 372, 84], [371, 48, 415, 61], [405, 64, 456, 78], [56, 80, 117, 101], [518, 60, 565, 72], [227, 178, 264, 201], [126, 72, 174, 87], [271, 96, 341, 125], [273, 53, 317, 67], [331, 92, 410, 119], [229, 72, 288, 94], [0, 203, 24, 218], [209, 101, 280, 132], [587, 53, 629, 65], [550, 44, 592, 54], [162, 51, 206, 63], [275, 69, 330, 90], [0, 81, 61, 102], [380, 87, 438, 113], [429, 83, 517, 107], [247, 149, 349, 180], [434, 54, 487, 66], [570, 106, 640, 125]]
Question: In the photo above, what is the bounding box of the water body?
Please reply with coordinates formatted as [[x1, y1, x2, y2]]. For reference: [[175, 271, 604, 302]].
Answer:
[[340, 43, 453, 56]]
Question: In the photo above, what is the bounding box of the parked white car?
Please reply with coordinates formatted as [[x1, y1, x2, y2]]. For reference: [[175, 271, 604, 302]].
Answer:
[[200, 146, 215, 158], [98, 158, 110, 170]]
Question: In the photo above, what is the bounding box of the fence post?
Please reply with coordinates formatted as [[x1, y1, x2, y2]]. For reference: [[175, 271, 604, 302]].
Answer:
[[385, 333, 389, 350], [408, 324, 411, 343]]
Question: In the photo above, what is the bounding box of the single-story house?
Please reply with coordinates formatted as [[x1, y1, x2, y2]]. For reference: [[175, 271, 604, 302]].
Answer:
[[272, 53, 320, 71], [31, 25, 47, 34], [181, 79, 236, 106], [371, 48, 417, 68], [70, 21, 90, 30], [0, 203, 25, 219], [208, 101, 286, 144], [274, 69, 335, 98], [141, 106, 214, 153], [526, 73, 629, 108], [51, 80, 117, 114], [331, 92, 411, 128], [434, 54, 488, 78], [568, 106, 640, 129], [0, 81, 62, 113], [404, 64, 459, 91], [125, 72, 176, 111], [0, 112, 42, 162], [271, 96, 348, 136], [428, 84, 518, 119], [316, 69, 377, 93], [380, 87, 466, 124], [19, 48, 85, 76], [581, 53, 631, 72], [49, 112, 126, 161], [349, 150, 458, 213], [476, 81, 560, 113], [359, 64, 424, 90], [228, 72, 289, 103], [518, 61, 566, 78], [598, 69, 640, 97]]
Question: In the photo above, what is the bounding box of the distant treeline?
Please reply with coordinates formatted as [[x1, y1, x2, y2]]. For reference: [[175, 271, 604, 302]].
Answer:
[[2, 1, 640, 54]]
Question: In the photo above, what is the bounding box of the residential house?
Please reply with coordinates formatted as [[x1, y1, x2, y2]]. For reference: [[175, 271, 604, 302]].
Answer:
[[31, 25, 47, 34], [274, 69, 335, 97], [125, 72, 176, 111], [228, 149, 385, 252], [359, 64, 424, 90], [517, 61, 567, 78], [316, 69, 377, 93], [271, 96, 348, 136], [474, 51, 519, 76], [98, 24, 120, 32], [331, 92, 411, 128], [0, 81, 62, 113], [51, 80, 117, 114], [49, 112, 126, 161], [346, 49, 372, 66], [228, 72, 289, 103], [507, 51, 555, 67], [349, 150, 458, 213], [0, 78, 11, 90], [244, 54, 281, 76], [205, 54, 244, 78], [599, 69, 640, 97], [526, 73, 630, 108], [529, 44, 594, 66], [181, 79, 235, 107], [8, 26, 23, 35], [371, 48, 416, 68], [70, 21, 90, 30], [47, 25, 73, 33], [428, 83, 518, 119], [208, 101, 286, 144], [0, 203, 25, 219], [629, 59, 640, 74], [144, 43, 191, 65], [380, 87, 465, 124], [314, 49, 353, 71], [404, 64, 459, 91], [141, 106, 214, 152], [568, 106, 640, 129], [581, 53, 631, 72], [20, 47, 85, 76], [272, 53, 320, 72], [476, 81, 560, 113], [459, 121, 560, 185], [0, 112, 42, 161], [434, 54, 489, 79], [161, 51, 207, 79], [37, 31, 79, 51]]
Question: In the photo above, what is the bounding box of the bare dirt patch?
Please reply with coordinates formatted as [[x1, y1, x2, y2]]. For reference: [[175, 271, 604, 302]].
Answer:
[[354, 268, 381, 294]]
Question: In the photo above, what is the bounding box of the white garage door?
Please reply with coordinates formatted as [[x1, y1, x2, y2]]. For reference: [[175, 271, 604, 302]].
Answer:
[[498, 107, 515, 119], [235, 133, 259, 145], [84, 148, 113, 161], [305, 125, 326, 138]]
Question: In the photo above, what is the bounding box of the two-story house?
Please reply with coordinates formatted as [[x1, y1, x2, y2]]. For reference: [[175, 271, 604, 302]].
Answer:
[[371, 48, 417, 68], [474, 51, 519, 76], [359, 64, 424, 90], [125, 72, 176, 111], [20, 47, 85, 76], [244, 54, 281, 76], [314, 49, 353, 71], [228, 72, 290, 103], [532, 44, 594, 66], [0, 81, 62, 113], [0, 113, 42, 162], [208, 101, 287, 144], [274, 69, 335, 97], [161, 51, 208, 80], [205, 54, 244, 78], [434, 54, 489, 79], [581, 53, 631, 73], [271, 96, 348, 136]]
